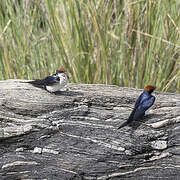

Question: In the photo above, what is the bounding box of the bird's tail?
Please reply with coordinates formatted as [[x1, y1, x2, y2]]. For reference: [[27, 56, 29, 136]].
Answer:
[[26, 79, 45, 87], [117, 121, 128, 129], [117, 109, 136, 129]]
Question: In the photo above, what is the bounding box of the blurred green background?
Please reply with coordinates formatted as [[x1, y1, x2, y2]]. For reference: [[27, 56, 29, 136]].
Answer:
[[0, 0, 180, 92]]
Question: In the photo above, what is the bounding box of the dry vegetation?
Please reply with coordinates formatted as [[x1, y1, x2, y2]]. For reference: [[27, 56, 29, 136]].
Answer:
[[0, 0, 180, 92]]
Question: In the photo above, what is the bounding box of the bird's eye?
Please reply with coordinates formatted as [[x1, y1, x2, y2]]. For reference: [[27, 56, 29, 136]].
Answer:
[[56, 77, 60, 81]]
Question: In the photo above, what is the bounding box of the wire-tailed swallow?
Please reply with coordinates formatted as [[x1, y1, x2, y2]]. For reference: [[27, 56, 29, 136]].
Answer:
[[118, 85, 156, 129], [28, 67, 69, 93]]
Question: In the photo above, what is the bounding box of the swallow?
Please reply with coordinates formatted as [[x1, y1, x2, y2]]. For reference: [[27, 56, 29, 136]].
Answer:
[[118, 85, 156, 129], [28, 67, 69, 93]]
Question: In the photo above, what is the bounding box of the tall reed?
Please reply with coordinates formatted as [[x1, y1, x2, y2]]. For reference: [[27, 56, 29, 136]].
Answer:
[[0, 0, 179, 92]]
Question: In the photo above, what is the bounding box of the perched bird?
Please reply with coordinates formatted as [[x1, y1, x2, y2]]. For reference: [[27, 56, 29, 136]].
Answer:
[[28, 67, 69, 93], [118, 85, 156, 129]]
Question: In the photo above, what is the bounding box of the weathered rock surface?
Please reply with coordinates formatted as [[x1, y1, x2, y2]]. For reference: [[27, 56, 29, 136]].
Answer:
[[0, 79, 180, 180]]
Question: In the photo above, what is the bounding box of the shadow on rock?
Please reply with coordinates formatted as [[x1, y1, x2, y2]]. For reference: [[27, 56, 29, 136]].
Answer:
[[54, 90, 84, 96], [130, 113, 164, 129], [129, 113, 165, 137]]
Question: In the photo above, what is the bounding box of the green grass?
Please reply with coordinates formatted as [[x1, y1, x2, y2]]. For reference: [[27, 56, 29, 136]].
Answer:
[[0, 0, 180, 92]]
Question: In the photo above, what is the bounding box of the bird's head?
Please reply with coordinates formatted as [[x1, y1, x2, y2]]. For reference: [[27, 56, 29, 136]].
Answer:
[[56, 67, 69, 79], [144, 85, 156, 93], [56, 67, 67, 74]]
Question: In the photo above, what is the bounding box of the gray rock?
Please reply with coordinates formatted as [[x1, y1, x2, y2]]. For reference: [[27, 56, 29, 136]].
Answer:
[[0, 79, 180, 179]]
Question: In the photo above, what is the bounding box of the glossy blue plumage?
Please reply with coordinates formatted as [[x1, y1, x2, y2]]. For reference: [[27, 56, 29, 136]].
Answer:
[[131, 91, 155, 121], [42, 75, 60, 85], [118, 88, 155, 129], [28, 73, 60, 86]]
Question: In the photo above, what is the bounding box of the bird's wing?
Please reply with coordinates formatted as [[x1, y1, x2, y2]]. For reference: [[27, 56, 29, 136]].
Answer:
[[27, 75, 59, 86], [118, 108, 137, 129], [138, 96, 155, 111], [43, 75, 60, 85], [122, 93, 144, 124], [133, 96, 155, 120], [134, 93, 143, 108]]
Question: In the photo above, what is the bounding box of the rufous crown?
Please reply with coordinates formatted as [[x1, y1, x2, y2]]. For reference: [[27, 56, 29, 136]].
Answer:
[[144, 85, 156, 92]]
